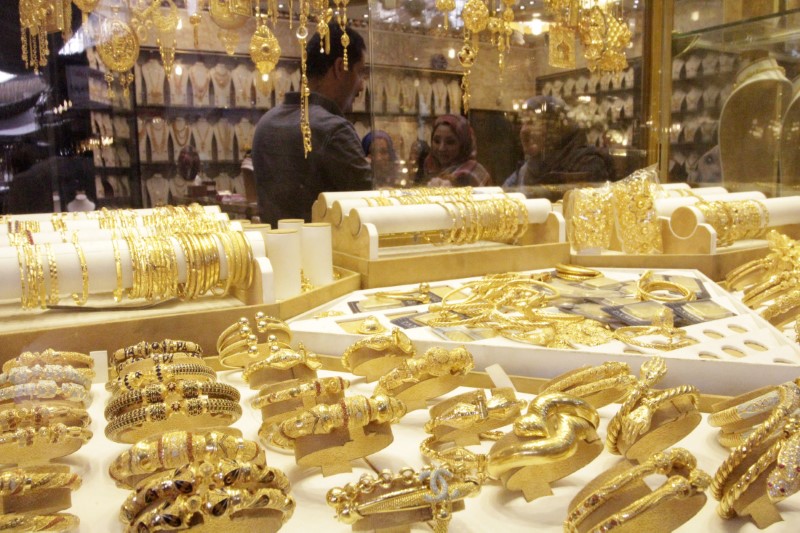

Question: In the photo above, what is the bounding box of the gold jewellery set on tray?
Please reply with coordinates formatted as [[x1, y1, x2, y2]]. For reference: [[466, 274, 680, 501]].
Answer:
[[0, 349, 95, 532]]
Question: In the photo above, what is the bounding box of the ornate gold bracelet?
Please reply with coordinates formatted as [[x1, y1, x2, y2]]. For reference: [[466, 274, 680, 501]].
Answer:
[[3, 350, 94, 372], [104, 398, 242, 444], [216, 317, 252, 355], [241, 342, 321, 387], [564, 447, 711, 532], [104, 381, 240, 420], [70, 241, 89, 306], [0, 513, 79, 532], [0, 405, 90, 432], [0, 364, 93, 389], [419, 435, 490, 483], [277, 395, 406, 441], [742, 271, 799, 309], [113, 339, 203, 363], [613, 307, 696, 351], [0, 380, 89, 407], [326, 465, 480, 532], [106, 362, 216, 393], [0, 423, 92, 464], [114, 350, 205, 375], [109, 429, 265, 489], [539, 361, 635, 409], [760, 288, 800, 327], [340, 328, 416, 381], [253, 312, 292, 343], [487, 392, 601, 502], [251, 376, 349, 410], [709, 381, 800, 433], [0, 464, 82, 497]]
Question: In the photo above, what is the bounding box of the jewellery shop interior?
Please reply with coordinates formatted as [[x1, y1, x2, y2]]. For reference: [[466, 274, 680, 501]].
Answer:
[[6, 1, 800, 532]]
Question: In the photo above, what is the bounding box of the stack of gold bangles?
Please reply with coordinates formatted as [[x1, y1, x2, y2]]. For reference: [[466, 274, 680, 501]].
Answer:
[[217, 313, 293, 369], [0, 464, 83, 532], [725, 230, 800, 292], [104, 340, 240, 444]]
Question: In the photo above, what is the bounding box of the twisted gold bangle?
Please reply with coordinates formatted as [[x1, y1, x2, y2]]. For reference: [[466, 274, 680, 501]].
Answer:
[[708, 381, 798, 432], [539, 361, 635, 409]]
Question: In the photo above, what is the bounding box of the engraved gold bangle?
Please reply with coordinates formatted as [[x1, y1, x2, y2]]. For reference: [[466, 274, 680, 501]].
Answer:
[[760, 288, 800, 327], [277, 395, 406, 441], [539, 361, 635, 409], [564, 447, 711, 533], [70, 241, 89, 306], [709, 381, 799, 433], [326, 465, 480, 530], [104, 381, 240, 420], [251, 376, 349, 410], [0, 364, 93, 389], [0, 513, 79, 532], [0, 423, 92, 464], [108, 429, 265, 489], [0, 405, 91, 432], [0, 464, 82, 497], [419, 435, 489, 483], [106, 362, 216, 393], [242, 342, 322, 388], [3, 350, 94, 372], [114, 350, 205, 375], [425, 387, 526, 445], [613, 308, 695, 351], [113, 339, 203, 363], [742, 271, 798, 308], [104, 398, 242, 444], [340, 328, 416, 376], [0, 381, 90, 407]]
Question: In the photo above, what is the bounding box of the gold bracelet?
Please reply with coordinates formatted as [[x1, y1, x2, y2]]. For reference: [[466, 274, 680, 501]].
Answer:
[[70, 241, 89, 306], [242, 342, 322, 388], [104, 381, 240, 420], [44, 242, 60, 306], [743, 271, 799, 309], [340, 328, 416, 380], [372, 346, 474, 409], [613, 307, 696, 351], [760, 288, 800, 327], [253, 312, 292, 343], [3, 349, 94, 372], [277, 395, 406, 441], [0, 423, 92, 464], [114, 350, 205, 375], [567, 186, 615, 251], [113, 339, 203, 363], [0, 381, 89, 407], [129, 485, 295, 532], [0, 405, 91, 432], [326, 465, 480, 531], [0, 513, 79, 532], [120, 459, 291, 524], [0, 464, 82, 497], [611, 172, 662, 254], [108, 429, 265, 489], [425, 387, 525, 446], [539, 361, 635, 408], [106, 362, 216, 393], [564, 447, 711, 532], [104, 397, 242, 444], [217, 334, 260, 369], [637, 270, 696, 303], [216, 317, 252, 355], [555, 263, 602, 280], [0, 364, 93, 389], [251, 377, 349, 410], [709, 381, 800, 433], [487, 392, 601, 502], [373, 283, 432, 304]]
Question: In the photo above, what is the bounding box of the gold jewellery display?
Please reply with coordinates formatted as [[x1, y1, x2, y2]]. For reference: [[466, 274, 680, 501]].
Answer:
[[695, 199, 769, 248], [341, 328, 416, 382]]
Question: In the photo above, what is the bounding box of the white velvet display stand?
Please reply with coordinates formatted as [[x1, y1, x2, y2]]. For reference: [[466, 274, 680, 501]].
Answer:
[[277, 219, 335, 288]]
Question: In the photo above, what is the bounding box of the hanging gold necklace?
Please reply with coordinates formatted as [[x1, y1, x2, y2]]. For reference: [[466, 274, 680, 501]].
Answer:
[[149, 120, 169, 154], [194, 120, 212, 152]]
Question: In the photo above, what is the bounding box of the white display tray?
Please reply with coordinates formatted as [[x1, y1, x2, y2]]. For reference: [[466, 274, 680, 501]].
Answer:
[[71, 369, 799, 532], [288, 268, 800, 397]]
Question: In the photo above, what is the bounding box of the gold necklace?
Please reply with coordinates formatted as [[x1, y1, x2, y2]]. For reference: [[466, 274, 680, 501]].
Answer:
[[194, 120, 212, 152], [212, 64, 231, 88], [216, 121, 232, 155], [149, 120, 168, 154], [172, 119, 190, 147], [189, 64, 210, 102]]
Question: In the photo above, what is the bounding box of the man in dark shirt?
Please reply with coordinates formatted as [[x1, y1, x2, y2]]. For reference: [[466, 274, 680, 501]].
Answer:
[[252, 23, 372, 225]]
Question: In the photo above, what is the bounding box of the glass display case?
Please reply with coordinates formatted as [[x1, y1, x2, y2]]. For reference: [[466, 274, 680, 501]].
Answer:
[[660, 0, 800, 196]]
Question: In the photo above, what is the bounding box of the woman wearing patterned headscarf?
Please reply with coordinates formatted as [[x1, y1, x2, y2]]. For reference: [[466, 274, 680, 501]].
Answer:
[[423, 114, 491, 186]]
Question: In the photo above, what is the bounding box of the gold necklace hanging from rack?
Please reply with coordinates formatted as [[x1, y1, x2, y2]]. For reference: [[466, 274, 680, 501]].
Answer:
[[152, 0, 180, 77], [333, 0, 351, 70], [250, 11, 281, 79], [96, 4, 139, 99], [18, 0, 73, 74]]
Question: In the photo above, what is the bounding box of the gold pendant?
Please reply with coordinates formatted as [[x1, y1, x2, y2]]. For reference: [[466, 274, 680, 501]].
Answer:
[[209, 0, 250, 30], [249, 18, 281, 77], [548, 23, 576, 69], [96, 16, 139, 99], [153, 0, 180, 77]]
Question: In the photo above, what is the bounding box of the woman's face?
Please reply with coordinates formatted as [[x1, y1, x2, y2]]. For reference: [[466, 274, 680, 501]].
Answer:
[[371, 138, 392, 164], [431, 124, 460, 167]]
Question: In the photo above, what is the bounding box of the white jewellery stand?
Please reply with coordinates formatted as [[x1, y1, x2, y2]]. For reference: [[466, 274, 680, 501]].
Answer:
[[168, 61, 190, 106], [210, 63, 233, 108], [189, 62, 211, 107], [146, 174, 170, 206], [141, 58, 166, 105], [192, 118, 214, 162], [232, 64, 255, 107], [214, 119, 235, 161]]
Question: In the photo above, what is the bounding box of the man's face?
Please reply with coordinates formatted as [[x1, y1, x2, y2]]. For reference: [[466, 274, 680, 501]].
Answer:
[[342, 56, 368, 111]]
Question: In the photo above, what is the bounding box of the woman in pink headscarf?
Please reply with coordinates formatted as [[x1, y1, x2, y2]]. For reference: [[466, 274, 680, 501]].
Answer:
[[423, 114, 491, 186]]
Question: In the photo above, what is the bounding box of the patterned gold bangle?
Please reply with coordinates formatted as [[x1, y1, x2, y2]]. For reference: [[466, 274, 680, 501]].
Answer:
[[425, 387, 526, 445], [113, 339, 203, 363], [216, 318, 252, 355], [242, 343, 322, 388], [420, 435, 489, 483], [0, 364, 93, 389], [340, 328, 416, 380], [277, 395, 406, 441], [3, 350, 94, 373], [0, 464, 82, 496], [742, 271, 798, 308], [326, 465, 480, 531], [709, 381, 799, 432], [106, 362, 216, 393], [108, 429, 265, 489], [565, 447, 711, 532], [0, 380, 89, 407], [251, 377, 349, 410], [44, 242, 60, 306], [0, 513, 79, 532], [0, 405, 91, 432], [104, 397, 242, 444], [70, 241, 89, 306], [760, 288, 800, 327], [104, 381, 240, 420], [253, 312, 292, 343], [613, 308, 696, 351], [120, 459, 291, 524], [0, 424, 92, 464], [540, 361, 635, 409], [114, 350, 205, 375]]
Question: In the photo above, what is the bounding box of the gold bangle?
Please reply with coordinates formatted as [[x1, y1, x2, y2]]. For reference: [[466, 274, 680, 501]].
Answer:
[[104, 397, 242, 444], [326, 465, 480, 531], [425, 387, 526, 446], [70, 241, 89, 306], [104, 381, 240, 420], [111, 238, 124, 303], [0, 423, 92, 464], [419, 435, 489, 483], [709, 381, 799, 432], [564, 447, 711, 533], [487, 392, 602, 502], [0, 464, 82, 497], [373, 283, 432, 304], [114, 350, 205, 375], [242, 342, 322, 388], [340, 328, 416, 381], [277, 395, 406, 441], [760, 288, 800, 327], [0, 405, 91, 432], [120, 459, 291, 524], [113, 339, 203, 363], [129, 485, 295, 532], [0, 364, 93, 389], [0, 381, 90, 407], [717, 416, 800, 522], [636, 270, 696, 302], [0, 513, 79, 532], [539, 361, 635, 409], [217, 334, 259, 369], [44, 242, 60, 306], [4, 349, 94, 372], [253, 312, 292, 344], [106, 362, 216, 393], [216, 317, 252, 354], [372, 346, 474, 410], [613, 307, 696, 351], [251, 376, 349, 410], [743, 271, 798, 308], [555, 263, 602, 280], [108, 429, 265, 489]]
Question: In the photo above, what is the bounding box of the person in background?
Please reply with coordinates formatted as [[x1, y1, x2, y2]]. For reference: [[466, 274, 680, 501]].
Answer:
[[252, 22, 371, 225], [177, 145, 201, 185], [423, 114, 490, 187], [4, 143, 50, 214], [362, 131, 397, 187], [503, 96, 615, 189], [408, 140, 430, 185]]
